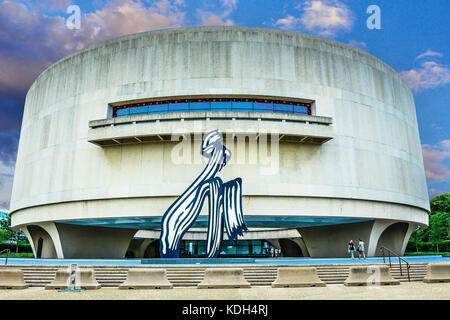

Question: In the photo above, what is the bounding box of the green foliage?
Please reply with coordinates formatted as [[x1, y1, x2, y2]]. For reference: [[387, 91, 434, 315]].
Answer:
[[0, 243, 33, 253], [407, 193, 450, 253], [405, 251, 450, 256], [0, 252, 34, 258], [0, 229, 8, 243], [0, 214, 30, 252], [406, 240, 450, 252], [0, 215, 15, 241], [430, 193, 450, 213]]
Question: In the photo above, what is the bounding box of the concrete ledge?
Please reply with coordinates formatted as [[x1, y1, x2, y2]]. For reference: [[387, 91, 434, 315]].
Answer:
[[88, 111, 333, 147], [197, 268, 251, 289], [46, 269, 101, 290], [344, 266, 400, 286], [78, 269, 101, 289], [423, 262, 450, 283], [271, 267, 326, 287], [119, 269, 173, 289], [45, 269, 70, 290], [0, 270, 29, 289]]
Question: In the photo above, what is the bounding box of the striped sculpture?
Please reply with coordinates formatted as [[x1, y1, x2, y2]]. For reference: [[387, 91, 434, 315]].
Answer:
[[160, 130, 248, 258]]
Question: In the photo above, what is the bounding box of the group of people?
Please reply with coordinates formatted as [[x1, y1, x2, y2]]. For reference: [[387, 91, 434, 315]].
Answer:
[[271, 248, 282, 257], [347, 239, 366, 259]]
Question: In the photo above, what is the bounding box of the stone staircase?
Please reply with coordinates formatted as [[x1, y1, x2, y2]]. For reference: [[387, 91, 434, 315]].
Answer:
[[0, 263, 430, 288]]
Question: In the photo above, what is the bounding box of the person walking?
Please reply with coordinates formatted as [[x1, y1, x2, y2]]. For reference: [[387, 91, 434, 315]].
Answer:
[[348, 240, 355, 259], [357, 239, 366, 260]]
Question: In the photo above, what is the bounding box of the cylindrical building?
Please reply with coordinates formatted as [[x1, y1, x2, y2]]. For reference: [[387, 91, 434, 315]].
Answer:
[[10, 27, 429, 259]]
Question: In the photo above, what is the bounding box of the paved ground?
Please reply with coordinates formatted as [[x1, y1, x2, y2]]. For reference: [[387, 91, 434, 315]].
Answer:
[[0, 283, 449, 300]]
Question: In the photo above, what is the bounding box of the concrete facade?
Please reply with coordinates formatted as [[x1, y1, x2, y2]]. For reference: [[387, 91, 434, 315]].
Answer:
[[10, 27, 429, 259]]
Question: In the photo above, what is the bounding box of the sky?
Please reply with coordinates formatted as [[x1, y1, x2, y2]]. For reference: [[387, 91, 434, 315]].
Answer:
[[0, 0, 449, 209]]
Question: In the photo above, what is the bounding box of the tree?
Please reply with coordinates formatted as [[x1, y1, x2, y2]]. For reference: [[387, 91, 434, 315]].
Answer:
[[430, 193, 450, 214], [407, 193, 449, 253], [0, 214, 26, 253], [428, 212, 448, 253]]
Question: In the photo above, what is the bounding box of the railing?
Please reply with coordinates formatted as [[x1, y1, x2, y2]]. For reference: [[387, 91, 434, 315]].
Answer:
[[0, 249, 11, 265], [89, 111, 333, 129], [380, 246, 410, 282]]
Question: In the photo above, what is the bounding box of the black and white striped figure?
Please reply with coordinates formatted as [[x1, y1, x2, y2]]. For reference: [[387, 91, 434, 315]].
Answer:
[[159, 130, 248, 258]]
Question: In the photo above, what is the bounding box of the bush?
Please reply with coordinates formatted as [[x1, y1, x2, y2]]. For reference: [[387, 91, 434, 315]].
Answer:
[[406, 239, 450, 253], [0, 252, 34, 258], [0, 243, 33, 253]]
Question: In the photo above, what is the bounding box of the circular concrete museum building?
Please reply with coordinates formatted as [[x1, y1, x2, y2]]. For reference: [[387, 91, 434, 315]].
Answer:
[[10, 27, 429, 259]]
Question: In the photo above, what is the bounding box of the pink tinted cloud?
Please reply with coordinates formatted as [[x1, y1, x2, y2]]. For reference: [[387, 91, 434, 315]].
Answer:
[[0, 0, 186, 95], [300, 0, 353, 37], [347, 40, 367, 50], [422, 140, 450, 182], [400, 51, 450, 92], [274, 15, 300, 30], [196, 0, 236, 26], [272, 0, 353, 37]]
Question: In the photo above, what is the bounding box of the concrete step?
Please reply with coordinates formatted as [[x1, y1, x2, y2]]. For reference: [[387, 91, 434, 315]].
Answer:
[[4, 263, 432, 287]]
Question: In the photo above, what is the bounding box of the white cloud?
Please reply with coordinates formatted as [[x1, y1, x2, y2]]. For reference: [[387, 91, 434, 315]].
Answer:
[[300, 0, 353, 37], [415, 49, 443, 61], [347, 40, 367, 50]]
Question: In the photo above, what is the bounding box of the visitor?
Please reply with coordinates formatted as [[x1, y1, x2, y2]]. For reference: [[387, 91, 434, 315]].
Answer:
[[274, 248, 278, 257], [357, 239, 366, 260], [348, 240, 355, 259]]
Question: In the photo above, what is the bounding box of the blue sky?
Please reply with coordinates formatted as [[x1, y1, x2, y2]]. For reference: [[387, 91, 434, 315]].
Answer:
[[0, 0, 449, 208]]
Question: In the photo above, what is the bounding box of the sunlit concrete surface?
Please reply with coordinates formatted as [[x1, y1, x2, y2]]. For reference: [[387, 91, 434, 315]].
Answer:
[[0, 283, 449, 300]]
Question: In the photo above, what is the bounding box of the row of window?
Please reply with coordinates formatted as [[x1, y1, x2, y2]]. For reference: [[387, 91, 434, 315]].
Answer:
[[112, 97, 312, 117], [180, 240, 274, 257]]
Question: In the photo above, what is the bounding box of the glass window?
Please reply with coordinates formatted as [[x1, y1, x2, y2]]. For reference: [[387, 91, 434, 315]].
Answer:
[[293, 104, 309, 115], [221, 243, 237, 255], [211, 101, 231, 111], [236, 244, 249, 254], [129, 105, 148, 115], [189, 101, 210, 111], [254, 102, 273, 112], [274, 103, 293, 114], [113, 98, 312, 118], [148, 102, 168, 113], [232, 101, 253, 111], [116, 108, 130, 117], [168, 102, 189, 112], [197, 242, 206, 255]]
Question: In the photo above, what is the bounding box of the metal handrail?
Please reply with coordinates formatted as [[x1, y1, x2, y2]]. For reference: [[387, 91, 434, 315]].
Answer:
[[380, 246, 410, 282], [0, 249, 11, 265]]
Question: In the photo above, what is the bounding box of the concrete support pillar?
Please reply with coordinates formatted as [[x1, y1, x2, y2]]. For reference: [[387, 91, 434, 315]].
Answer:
[[291, 237, 310, 257], [25, 222, 65, 259], [366, 220, 396, 257], [401, 223, 418, 255], [127, 238, 157, 258], [267, 239, 281, 250], [55, 223, 137, 259], [297, 221, 374, 258], [371, 221, 410, 256]]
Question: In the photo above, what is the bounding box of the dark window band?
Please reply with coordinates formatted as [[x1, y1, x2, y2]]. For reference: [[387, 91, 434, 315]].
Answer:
[[112, 97, 312, 118]]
